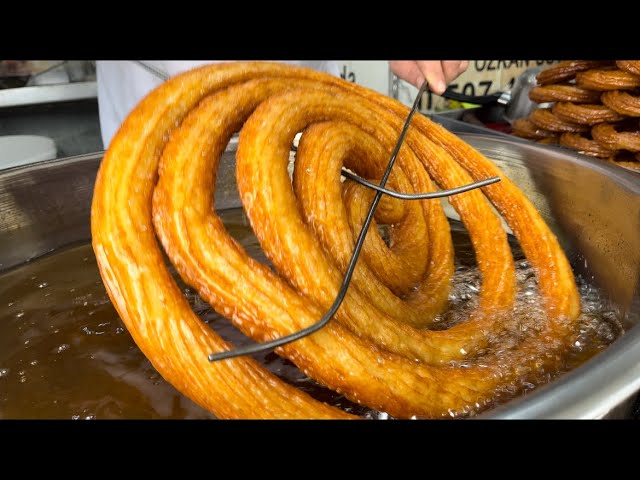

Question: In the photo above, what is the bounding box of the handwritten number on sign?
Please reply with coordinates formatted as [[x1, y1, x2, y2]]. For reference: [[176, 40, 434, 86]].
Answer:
[[340, 65, 356, 83]]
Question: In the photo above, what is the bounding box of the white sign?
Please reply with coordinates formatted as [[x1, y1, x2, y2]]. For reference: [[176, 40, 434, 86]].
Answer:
[[337, 60, 560, 112]]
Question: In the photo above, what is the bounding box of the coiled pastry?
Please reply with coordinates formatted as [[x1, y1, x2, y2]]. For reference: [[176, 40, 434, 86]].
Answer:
[[616, 61, 640, 76], [576, 69, 640, 91], [91, 62, 581, 419], [592, 122, 640, 152], [559, 132, 615, 158], [512, 118, 558, 140], [529, 84, 602, 104], [601, 90, 640, 117], [536, 61, 613, 85], [529, 108, 589, 132], [552, 102, 625, 126]]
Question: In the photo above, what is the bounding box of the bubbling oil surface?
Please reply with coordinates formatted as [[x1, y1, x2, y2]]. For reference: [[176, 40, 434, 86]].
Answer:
[[0, 208, 623, 419]]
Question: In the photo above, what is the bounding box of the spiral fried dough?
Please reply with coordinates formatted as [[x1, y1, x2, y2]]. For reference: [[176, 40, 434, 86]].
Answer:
[[529, 85, 602, 104], [576, 69, 640, 91], [559, 132, 615, 158], [616, 61, 640, 76], [536, 61, 613, 85], [92, 62, 581, 419], [592, 122, 640, 152], [240, 97, 515, 354], [295, 122, 455, 323], [529, 108, 589, 132], [552, 102, 625, 126], [511, 118, 558, 140], [601, 90, 640, 117]]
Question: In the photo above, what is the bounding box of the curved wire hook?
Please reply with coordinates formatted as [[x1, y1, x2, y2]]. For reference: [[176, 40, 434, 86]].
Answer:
[[341, 169, 500, 200]]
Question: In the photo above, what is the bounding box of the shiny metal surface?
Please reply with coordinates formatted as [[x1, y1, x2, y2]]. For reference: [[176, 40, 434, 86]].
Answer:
[[1, 133, 639, 419], [0, 82, 97, 108], [0, 140, 241, 271], [463, 135, 640, 317], [503, 67, 543, 125], [460, 134, 640, 419], [0, 154, 97, 271], [429, 109, 518, 140]]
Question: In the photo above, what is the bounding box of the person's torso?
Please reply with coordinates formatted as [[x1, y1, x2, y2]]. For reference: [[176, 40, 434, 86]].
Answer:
[[96, 60, 340, 148]]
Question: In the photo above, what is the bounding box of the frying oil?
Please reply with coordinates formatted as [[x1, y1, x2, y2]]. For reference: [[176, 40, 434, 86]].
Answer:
[[0, 208, 624, 419]]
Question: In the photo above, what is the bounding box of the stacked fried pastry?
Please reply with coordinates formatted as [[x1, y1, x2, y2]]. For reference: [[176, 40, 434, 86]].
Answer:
[[91, 62, 585, 419], [513, 60, 640, 172]]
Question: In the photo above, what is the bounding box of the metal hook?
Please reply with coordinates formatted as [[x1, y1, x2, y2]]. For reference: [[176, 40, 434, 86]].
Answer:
[[341, 169, 500, 200]]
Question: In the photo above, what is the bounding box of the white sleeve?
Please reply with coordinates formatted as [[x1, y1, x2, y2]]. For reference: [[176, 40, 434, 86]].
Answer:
[[96, 61, 164, 149]]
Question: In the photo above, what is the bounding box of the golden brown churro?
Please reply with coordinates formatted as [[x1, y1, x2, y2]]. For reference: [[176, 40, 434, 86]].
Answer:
[[518, 62, 640, 164], [91, 62, 581, 419], [601, 90, 640, 117], [552, 102, 626, 125], [559, 132, 615, 158], [576, 69, 640, 91], [536, 60, 613, 85], [592, 122, 640, 152], [511, 118, 558, 140], [529, 108, 590, 132], [529, 84, 602, 104], [616, 60, 640, 76]]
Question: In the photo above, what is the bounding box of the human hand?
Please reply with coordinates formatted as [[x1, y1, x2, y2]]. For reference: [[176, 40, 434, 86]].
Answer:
[[0, 60, 29, 77], [389, 61, 469, 95]]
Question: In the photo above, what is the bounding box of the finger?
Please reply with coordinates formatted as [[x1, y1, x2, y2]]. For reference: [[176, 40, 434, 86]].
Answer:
[[415, 61, 447, 95], [388, 61, 425, 90], [442, 61, 468, 85]]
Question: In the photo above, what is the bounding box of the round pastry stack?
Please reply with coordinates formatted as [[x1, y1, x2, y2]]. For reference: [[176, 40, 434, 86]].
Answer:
[[512, 60, 640, 172]]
